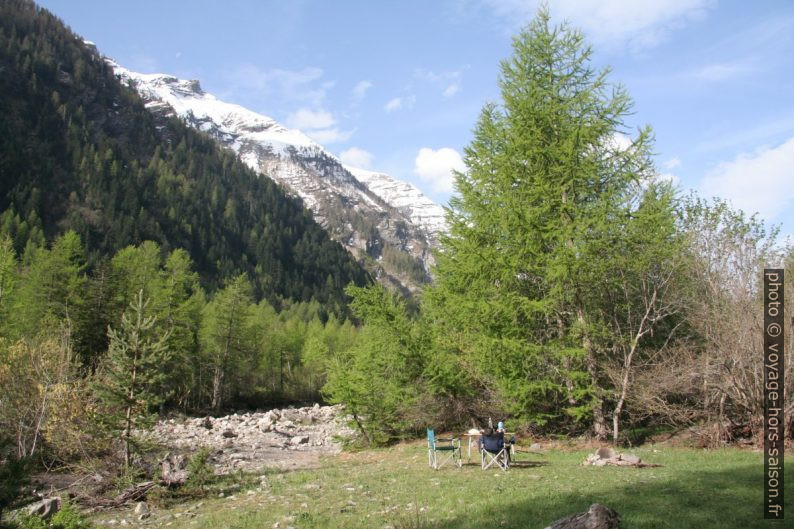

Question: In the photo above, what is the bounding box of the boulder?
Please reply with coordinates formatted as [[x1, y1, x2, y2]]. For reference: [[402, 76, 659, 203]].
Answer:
[[161, 454, 188, 486], [596, 447, 616, 460]]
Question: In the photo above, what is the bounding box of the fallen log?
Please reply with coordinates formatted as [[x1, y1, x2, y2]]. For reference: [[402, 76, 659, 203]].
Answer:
[[74, 481, 156, 509], [115, 481, 155, 503], [545, 503, 620, 529]]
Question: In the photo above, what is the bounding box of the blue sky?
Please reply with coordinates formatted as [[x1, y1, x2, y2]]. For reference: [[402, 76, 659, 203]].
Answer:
[[38, 0, 794, 239]]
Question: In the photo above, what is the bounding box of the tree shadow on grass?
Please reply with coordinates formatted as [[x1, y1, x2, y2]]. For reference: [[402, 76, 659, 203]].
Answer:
[[428, 461, 792, 529]]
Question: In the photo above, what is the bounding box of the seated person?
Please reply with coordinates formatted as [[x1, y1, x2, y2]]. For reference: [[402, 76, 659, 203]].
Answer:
[[494, 422, 516, 461], [479, 427, 505, 453]]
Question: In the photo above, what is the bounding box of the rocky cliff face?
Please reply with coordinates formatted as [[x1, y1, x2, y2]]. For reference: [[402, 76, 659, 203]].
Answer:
[[109, 59, 447, 293]]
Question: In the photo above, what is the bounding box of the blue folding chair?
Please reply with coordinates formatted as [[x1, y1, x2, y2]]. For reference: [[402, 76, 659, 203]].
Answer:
[[480, 430, 509, 471], [427, 428, 462, 470]]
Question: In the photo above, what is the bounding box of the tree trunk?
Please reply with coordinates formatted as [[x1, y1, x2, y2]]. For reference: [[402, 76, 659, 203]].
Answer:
[[124, 348, 139, 469], [124, 405, 132, 469], [612, 344, 635, 446], [211, 365, 223, 413], [612, 398, 623, 446], [352, 412, 372, 446], [613, 293, 655, 445], [580, 309, 607, 440], [591, 389, 608, 440]]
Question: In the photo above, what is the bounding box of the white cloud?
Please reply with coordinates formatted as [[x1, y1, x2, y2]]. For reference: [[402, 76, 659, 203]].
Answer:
[[352, 80, 373, 103], [657, 172, 680, 187], [663, 156, 682, 170], [385, 95, 415, 112], [339, 147, 374, 169], [223, 65, 332, 108], [414, 147, 466, 194], [688, 61, 754, 82], [306, 128, 355, 144], [697, 112, 794, 153], [286, 108, 335, 130], [443, 83, 460, 98], [481, 0, 715, 50], [415, 68, 466, 97], [699, 137, 794, 221], [609, 132, 633, 151], [385, 98, 402, 112], [285, 108, 354, 144]]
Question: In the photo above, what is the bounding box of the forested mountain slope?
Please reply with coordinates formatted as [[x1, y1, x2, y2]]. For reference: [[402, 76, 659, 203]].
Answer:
[[0, 0, 370, 312], [110, 61, 445, 294]]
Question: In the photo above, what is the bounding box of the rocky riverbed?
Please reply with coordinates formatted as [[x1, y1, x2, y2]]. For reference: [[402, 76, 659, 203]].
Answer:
[[144, 404, 356, 473]]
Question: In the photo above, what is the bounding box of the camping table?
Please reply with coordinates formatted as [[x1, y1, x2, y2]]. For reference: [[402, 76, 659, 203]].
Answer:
[[462, 433, 480, 462]]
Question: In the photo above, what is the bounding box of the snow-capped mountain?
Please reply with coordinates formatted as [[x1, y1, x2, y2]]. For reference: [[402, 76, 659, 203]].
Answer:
[[345, 166, 448, 236], [108, 59, 448, 293]]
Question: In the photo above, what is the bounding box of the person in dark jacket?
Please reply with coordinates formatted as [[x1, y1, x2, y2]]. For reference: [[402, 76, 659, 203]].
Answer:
[[479, 427, 504, 453]]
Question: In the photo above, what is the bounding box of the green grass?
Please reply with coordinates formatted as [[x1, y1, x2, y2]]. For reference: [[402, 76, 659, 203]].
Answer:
[[90, 443, 792, 529]]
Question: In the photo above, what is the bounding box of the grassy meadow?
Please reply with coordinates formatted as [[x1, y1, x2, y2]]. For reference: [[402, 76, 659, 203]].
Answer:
[[89, 441, 792, 529]]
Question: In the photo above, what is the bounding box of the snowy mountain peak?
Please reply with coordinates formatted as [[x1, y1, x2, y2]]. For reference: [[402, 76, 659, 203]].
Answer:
[[109, 58, 448, 292], [345, 166, 448, 236], [111, 60, 318, 154]]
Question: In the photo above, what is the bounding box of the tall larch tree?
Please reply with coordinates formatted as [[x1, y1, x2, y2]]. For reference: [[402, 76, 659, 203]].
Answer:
[[200, 274, 254, 412], [427, 7, 679, 437]]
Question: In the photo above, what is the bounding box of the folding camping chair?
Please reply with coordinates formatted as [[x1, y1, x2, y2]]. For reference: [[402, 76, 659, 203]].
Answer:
[[480, 430, 509, 471], [427, 429, 462, 470]]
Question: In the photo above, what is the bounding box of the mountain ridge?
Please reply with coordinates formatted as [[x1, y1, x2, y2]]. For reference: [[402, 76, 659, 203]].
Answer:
[[108, 58, 447, 293], [0, 1, 370, 315]]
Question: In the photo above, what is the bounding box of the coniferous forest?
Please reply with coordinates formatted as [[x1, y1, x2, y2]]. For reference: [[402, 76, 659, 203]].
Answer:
[[0, 0, 369, 311], [0, 1, 367, 511], [1, 1, 793, 527]]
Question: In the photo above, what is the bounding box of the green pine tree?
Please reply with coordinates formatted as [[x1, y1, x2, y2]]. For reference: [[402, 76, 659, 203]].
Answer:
[[95, 290, 171, 469], [323, 284, 426, 445], [427, 7, 679, 436], [199, 274, 253, 412], [0, 237, 17, 338], [11, 231, 86, 340], [155, 249, 204, 410]]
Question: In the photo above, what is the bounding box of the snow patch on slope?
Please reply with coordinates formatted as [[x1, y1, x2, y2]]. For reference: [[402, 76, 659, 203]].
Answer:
[[345, 166, 447, 236], [109, 59, 447, 237], [110, 60, 316, 155]]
